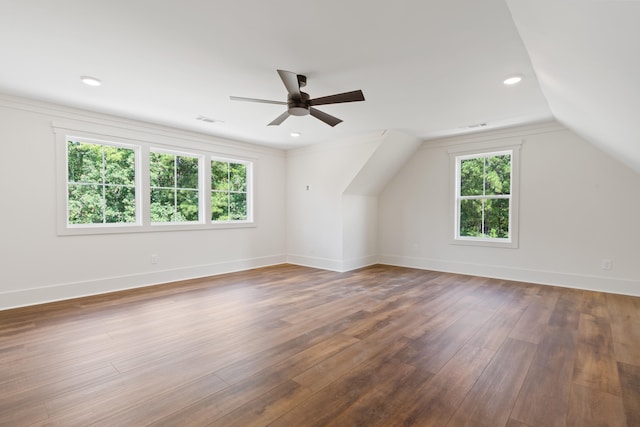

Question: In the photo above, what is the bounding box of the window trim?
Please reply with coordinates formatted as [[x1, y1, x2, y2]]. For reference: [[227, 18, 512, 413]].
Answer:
[[449, 141, 521, 249], [149, 148, 205, 226], [65, 136, 142, 228], [210, 156, 254, 223], [55, 125, 256, 236]]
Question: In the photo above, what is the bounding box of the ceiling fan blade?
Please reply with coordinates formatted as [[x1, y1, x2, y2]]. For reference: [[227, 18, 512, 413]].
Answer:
[[309, 90, 365, 106], [230, 96, 287, 105], [277, 69, 301, 97], [309, 108, 343, 127], [268, 111, 290, 126]]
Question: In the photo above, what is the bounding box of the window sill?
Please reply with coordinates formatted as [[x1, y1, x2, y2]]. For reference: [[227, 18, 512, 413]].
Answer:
[[58, 221, 257, 236], [451, 237, 518, 249]]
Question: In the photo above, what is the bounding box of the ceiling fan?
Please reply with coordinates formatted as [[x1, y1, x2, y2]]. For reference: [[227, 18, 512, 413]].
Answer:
[[230, 70, 365, 127]]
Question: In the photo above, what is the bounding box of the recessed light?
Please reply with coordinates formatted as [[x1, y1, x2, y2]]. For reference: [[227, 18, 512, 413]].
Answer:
[[290, 132, 301, 137], [81, 76, 101, 86], [503, 75, 522, 86]]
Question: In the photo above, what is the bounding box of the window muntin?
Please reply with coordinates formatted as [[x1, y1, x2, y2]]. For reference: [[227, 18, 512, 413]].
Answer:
[[211, 160, 249, 221], [150, 151, 202, 223], [66, 139, 138, 226], [455, 150, 512, 241]]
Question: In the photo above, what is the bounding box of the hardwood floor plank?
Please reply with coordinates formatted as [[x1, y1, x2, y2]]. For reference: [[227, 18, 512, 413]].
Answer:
[[0, 364, 119, 415], [208, 380, 314, 427], [42, 372, 228, 427], [508, 294, 557, 344], [292, 311, 428, 393], [549, 291, 584, 329], [0, 400, 48, 427], [572, 313, 621, 396], [565, 384, 626, 427], [398, 309, 494, 373], [367, 367, 435, 427], [387, 343, 496, 427], [618, 361, 640, 426], [323, 360, 416, 427], [43, 358, 221, 418], [506, 420, 534, 427], [511, 326, 578, 427], [464, 296, 529, 351], [611, 323, 640, 367], [447, 338, 537, 427], [269, 358, 415, 427], [214, 330, 361, 385], [608, 293, 640, 366], [580, 290, 610, 319], [149, 359, 309, 426]]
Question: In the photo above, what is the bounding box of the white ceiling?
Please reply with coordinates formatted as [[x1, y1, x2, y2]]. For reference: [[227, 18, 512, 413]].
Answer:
[[0, 1, 637, 171]]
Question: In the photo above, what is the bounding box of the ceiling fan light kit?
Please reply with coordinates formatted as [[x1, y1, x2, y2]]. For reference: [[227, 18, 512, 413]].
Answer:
[[230, 69, 365, 127]]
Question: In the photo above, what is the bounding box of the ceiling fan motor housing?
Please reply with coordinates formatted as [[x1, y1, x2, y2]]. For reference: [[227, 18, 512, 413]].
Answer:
[[288, 91, 310, 116]]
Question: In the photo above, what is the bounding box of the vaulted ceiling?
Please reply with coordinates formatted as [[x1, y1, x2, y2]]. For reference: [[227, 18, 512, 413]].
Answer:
[[0, 1, 637, 172], [507, 0, 640, 173]]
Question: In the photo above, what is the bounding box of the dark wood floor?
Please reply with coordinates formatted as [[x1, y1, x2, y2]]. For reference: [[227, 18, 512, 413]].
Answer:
[[1, 264, 639, 426]]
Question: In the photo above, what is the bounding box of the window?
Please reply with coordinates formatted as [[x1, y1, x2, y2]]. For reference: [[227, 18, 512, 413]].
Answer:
[[66, 139, 138, 226], [452, 145, 520, 248], [211, 160, 249, 221], [150, 151, 201, 223], [56, 124, 255, 235]]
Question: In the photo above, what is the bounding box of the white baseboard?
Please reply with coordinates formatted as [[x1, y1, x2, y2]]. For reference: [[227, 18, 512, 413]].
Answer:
[[379, 254, 640, 297], [286, 254, 344, 272], [7, 253, 635, 311], [341, 255, 379, 272], [286, 254, 378, 272], [0, 254, 286, 311]]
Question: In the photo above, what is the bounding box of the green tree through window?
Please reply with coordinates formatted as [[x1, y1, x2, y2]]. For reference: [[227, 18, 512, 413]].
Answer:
[[211, 160, 248, 221], [457, 152, 511, 239], [67, 140, 137, 224], [150, 152, 200, 223], [61, 131, 254, 234]]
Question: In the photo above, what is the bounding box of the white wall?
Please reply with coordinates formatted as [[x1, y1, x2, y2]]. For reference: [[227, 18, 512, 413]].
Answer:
[[342, 194, 378, 271], [0, 95, 286, 310], [285, 130, 421, 272], [379, 122, 640, 296], [340, 130, 421, 271], [285, 133, 383, 271], [4, 96, 638, 311]]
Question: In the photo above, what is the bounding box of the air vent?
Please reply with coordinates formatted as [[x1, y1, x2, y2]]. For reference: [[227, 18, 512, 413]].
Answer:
[[467, 123, 487, 129], [196, 115, 218, 123]]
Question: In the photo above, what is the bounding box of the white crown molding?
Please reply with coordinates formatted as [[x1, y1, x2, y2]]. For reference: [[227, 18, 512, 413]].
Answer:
[[0, 92, 285, 158], [420, 120, 564, 151]]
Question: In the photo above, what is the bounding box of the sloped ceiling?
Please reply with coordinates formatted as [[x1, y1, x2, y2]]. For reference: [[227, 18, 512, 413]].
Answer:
[[344, 130, 422, 196], [507, 0, 640, 173]]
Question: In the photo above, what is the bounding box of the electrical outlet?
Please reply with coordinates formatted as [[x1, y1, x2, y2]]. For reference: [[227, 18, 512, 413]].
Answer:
[[601, 259, 612, 270], [151, 254, 159, 264]]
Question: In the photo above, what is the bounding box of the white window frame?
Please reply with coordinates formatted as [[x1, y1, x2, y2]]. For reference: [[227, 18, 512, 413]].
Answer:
[[449, 141, 521, 249], [63, 136, 142, 230], [54, 123, 256, 236], [149, 148, 205, 226], [210, 156, 254, 223]]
